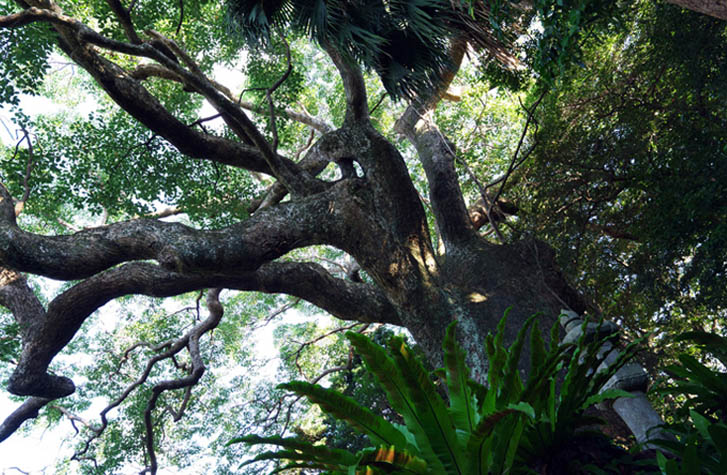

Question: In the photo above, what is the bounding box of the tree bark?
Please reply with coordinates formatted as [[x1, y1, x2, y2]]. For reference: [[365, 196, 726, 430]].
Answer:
[[0, 0, 588, 439], [667, 0, 727, 20]]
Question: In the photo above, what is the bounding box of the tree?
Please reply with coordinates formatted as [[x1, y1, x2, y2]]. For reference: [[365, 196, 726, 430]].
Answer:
[[666, 0, 727, 20], [0, 0, 724, 472], [511, 1, 727, 372]]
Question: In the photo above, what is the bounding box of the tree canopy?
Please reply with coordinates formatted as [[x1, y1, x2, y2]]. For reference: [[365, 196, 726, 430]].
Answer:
[[0, 0, 726, 473]]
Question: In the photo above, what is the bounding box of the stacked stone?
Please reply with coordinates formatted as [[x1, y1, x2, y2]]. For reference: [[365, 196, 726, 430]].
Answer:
[[559, 310, 672, 447]]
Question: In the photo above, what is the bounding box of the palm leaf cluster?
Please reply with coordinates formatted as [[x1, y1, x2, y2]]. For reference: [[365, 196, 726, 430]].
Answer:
[[654, 331, 727, 474], [225, 0, 519, 99], [230, 312, 641, 474]]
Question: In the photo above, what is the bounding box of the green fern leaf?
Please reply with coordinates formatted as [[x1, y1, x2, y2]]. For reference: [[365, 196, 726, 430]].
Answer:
[[443, 322, 477, 434], [278, 381, 409, 449], [389, 336, 466, 474], [229, 434, 357, 466], [357, 445, 429, 473]]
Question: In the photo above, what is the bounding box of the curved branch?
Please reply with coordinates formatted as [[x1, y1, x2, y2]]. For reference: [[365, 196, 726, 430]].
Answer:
[[92, 26, 317, 195], [0, 396, 52, 443], [0, 183, 339, 280], [1, 4, 285, 176], [73, 289, 222, 464], [142, 288, 223, 475], [7, 258, 399, 398]]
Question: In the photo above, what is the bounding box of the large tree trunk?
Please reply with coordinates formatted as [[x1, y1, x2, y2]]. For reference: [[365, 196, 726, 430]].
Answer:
[[667, 0, 727, 20], [403, 238, 586, 380], [0, 0, 588, 445]]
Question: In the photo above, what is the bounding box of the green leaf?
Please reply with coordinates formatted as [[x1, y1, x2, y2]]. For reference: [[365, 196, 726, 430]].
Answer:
[[466, 409, 520, 475], [708, 424, 727, 464], [346, 332, 446, 472], [529, 319, 548, 374], [278, 381, 408, 449], [390, 336, 466, 474], [356, 446, 429, 473], [228, 434, 357, 468], [690, 410, 713, 443], [443, 322, 477, 434], [502, 315, 538, 401], [679, 354, 727, 393], [580, 388, 634, 410]]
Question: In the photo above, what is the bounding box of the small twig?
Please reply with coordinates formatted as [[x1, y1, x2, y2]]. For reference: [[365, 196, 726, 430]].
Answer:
[[369, 93, 387, 115], [194, 289, 204, 322], [253, 299, 301, 330], [281, 337, 364, 434], [187, 114, 222, 134], [317, 258, 349, 275], [175, 0, 184, 35], [7, 467, 30, 475], [291, 322, 365, 381], [50, 405, 101, 434], [488, 90, 546, 211], [113, 133, 158, 176], [455, 153, 506, 243], [57, 218, 81, 232], [19, 127, 35, 204], [165, 386, 192, 422], [266, 34, 293, 153], [294, 129, 316, 161]]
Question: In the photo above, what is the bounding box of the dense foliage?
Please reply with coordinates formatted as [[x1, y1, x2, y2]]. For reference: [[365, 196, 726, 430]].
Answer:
[[511, 3, 727, 365], [0, 0, 725, 473], [236, 321, 727, 475], [233, 314, 650, 474]]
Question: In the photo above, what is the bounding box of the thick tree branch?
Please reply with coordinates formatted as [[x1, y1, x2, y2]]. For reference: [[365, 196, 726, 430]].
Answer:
[[0, 182, 340, 280], [105, 0, 141, 43], [1, 4, 286, 177], [394, 40, 476, 249], [322, 43, 369, 124], [7, 259, 399, 398], [118, 28, 318, 195], [0, 396, 52, 443], [666, 0, 727, 20]]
